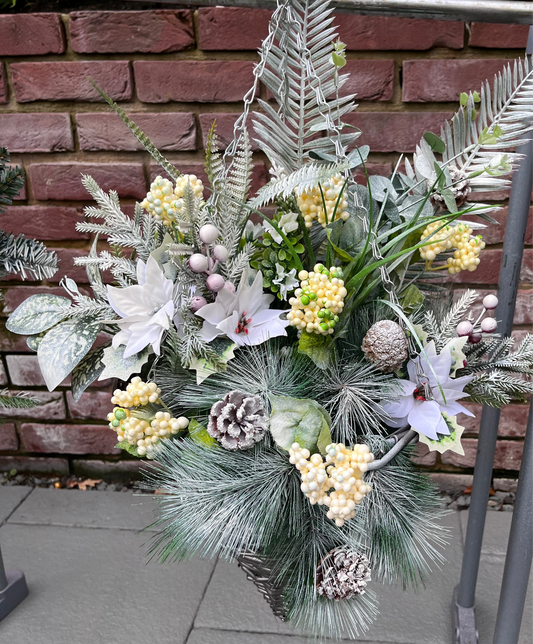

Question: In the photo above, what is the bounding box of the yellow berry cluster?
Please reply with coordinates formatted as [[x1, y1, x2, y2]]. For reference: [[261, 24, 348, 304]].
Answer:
[[289, 442, 374, 527], [111, 377, 161, 408], [108, 377, 190, 459], [287, 265, 347, 335], [141, 174, 204, 227], [420, 220, 485, 275], [296, 174, 349, 228]]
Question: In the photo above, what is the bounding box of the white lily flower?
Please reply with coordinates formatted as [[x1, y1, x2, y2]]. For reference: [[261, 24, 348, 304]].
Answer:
[[272, 263, 299, 300], [107, 256, 175, 359], [243, 220, 264, 241], [380, 341, 474, 441], [263, 212, 299, 243], [196, 268, 289, 347]]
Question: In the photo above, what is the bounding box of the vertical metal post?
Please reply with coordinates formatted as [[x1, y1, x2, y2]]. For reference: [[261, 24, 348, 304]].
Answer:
[[492, 399, 533, 644], [0, 545, 8, 591], [0, 542, 29, 620], [453, 26, 533, 644]]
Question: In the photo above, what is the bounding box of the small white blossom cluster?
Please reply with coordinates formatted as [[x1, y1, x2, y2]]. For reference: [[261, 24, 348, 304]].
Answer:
[[108, 378, 189, 458], [289, 442, 374, 527], [141, 174, 204, 227], [420, 220, 485, 275], [296, 174, 349, 228], [287, 265, 347, 335]]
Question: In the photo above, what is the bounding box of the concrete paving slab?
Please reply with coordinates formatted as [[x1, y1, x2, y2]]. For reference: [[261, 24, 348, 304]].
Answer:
[[7, 488, 158, 531], [196, 512, 463, 644], [0, 523, 216, 644], [0, 486, 33, 525], [459, 509, 513, 556], [475, 554, 532, 644], [187, 627, 386, 644]]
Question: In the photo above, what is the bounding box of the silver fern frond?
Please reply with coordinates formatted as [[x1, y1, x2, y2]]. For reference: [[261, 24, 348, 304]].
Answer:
[[250, 160, 352, 208], [414, 58, 533, 194], [252, 0, 358, 173], [0, 230, 58, 281]]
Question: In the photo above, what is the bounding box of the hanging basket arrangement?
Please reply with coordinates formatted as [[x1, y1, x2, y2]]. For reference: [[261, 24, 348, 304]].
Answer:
[[5, 0, 533, 639]]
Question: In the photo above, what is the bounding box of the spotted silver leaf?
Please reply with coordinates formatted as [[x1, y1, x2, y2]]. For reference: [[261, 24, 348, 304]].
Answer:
[[71, 344, 109, 402], [6, 294, 71, 335], [26, 334, 43, 351], [37, 317, 100, 391]]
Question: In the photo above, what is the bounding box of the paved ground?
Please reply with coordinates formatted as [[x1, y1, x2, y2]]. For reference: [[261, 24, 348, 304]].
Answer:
[[0, 487, 531, 644]]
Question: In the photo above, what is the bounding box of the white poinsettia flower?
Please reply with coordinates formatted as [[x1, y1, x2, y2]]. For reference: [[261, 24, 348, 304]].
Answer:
[[380, 340, 474, 441], [196, 268, 289, 347], [107, 256, 175, 359], [272, 263, 299, 300], [263, 212, 299, 243]]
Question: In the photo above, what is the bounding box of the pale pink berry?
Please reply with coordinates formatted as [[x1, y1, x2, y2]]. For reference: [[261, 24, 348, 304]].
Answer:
[[206, 274, 225, 292], [481, 317, 497, 333], [199, 224, 219, 244], [482, 294, 498, 310], [212, 244, 229, 262], [223, 281, 236, 293], [190, 296, 208, 312], [189, 253, 208, 273], [457, 321, 474, 337]]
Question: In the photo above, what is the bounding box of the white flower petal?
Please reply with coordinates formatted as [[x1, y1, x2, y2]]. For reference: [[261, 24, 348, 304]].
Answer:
[[408, 400, 442, 440]]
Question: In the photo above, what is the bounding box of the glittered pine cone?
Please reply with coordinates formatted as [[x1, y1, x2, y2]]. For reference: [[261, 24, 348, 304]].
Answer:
[[431, 167, 472, 209], [316, 547, 371, 600], [362, 320, 408, 373], [207, 390, 269, 450]]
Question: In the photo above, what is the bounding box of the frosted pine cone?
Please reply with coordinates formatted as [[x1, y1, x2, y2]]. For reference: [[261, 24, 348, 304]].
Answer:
[[316, 547, 371, 600], [208, 390, 268, 450], [362, 320, 408, 373], [431, 167, 472, 209]]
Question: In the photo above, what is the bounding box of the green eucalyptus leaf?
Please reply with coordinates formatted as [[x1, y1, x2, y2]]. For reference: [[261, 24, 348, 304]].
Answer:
[[6, 294, 72, 335], [189, 418, 219, 448], [459, 92, 469, 107], [424, 132, 446, 154], [71, 344, 107, 402], [37, 317, 100, 391], [293, 243, 305, 254], [269, 394, 332, 453], [400, 284, 424, 315], [298, 331, 332, 370], [441, 188, 458, 213], [116, 440, 140, 457]]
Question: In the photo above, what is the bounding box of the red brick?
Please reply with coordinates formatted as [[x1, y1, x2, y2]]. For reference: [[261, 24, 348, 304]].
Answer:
[[20, 423, 119, 455], [469, 23, 530, 49], [66, 390, 113, 420], [70, 10, 194, 54], [11, 62, 132, 103], [449, 249, 532, 285], [51, 248, 110, 285], [0, 63, 7, 103], [403, 59, 514, 103], [478, 207, 533, 246], [134, 61, 254, 103], [199, 113, 259, 151], [441, 438, 523, 470], [0, 13, 65, 56], [344, 111, 453, 153], [5, 354, 68, 388], [1, 286, 69, 316], [0, 324, 36, 352], [0, 114, 73, 153], [338, 15, 464, 50], [149, 161, 268, 197], [462, 403, 529, 437], [29, 162, 146, 201], [0, 455, 69, 475], [0, 391, 65, 421], [410, 442, 437, 466], [198, 7, 271, 50], [0, 423, 18, 451], [453, 289, 533, 326], [340, 60, 394, 101], [77, 112, 196, 152], [0, 206, 86, 241], [72, 458, 143, 480]]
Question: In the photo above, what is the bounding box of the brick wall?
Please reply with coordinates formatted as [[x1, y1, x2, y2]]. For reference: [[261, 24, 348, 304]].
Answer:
[[0, 9, 530, 482]]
